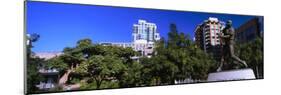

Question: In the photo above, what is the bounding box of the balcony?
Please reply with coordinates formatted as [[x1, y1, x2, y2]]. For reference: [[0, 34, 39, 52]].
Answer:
[[36, 82, 56, 90], [39, 68, 59, 74], [205, 32, 210, 35]]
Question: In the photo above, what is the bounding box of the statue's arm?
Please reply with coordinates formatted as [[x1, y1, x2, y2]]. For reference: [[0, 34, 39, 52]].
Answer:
[[220, 28, 234, 38]]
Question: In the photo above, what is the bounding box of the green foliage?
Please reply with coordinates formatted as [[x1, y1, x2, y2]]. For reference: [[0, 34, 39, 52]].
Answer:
[[46, 57, 68, 72], [61, 46, 86, 71], [26, 33, 45, 93], [39, 38, 138, 90], [80, 81, 97, 89], [26, 57, 45, 92], [76, 38, 92, 48], [69, 77, 81, 84], [118, 62, 143, 87], [80, 80, 119, 90], [139, 23, 216, 85], [75, 45, 129, 89], [237, 37, 263, 78], [166, 24, 215, 81]]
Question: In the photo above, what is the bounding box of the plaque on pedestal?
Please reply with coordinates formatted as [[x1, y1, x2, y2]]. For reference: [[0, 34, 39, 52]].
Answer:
[[207, 68, 256, 82]]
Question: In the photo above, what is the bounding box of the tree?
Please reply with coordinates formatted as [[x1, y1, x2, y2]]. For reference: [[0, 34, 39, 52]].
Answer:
[[27, 57, 45, 92], [141, 57, 163, 85], [46, 57, 68, 72], [188, 44, 216, 80], [74, 44, 137, 89], [145, 23, 216, 84], [26, 33, 44, 92], [168, 23, 180, 48], [118, 61, 143, 87], [75, 55, 126, 89], [77, 38, 92, 48], [237, 37, 263, 78], [140, 37, 180, 85], [55, 39, 91, 87], [44, 38, 140, 90]]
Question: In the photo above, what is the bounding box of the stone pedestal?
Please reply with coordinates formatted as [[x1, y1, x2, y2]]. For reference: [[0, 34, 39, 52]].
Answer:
[[207, 68, 256, 82]]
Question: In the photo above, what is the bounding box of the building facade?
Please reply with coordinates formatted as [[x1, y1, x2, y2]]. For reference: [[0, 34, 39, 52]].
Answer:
[[36, 68, 59, 90], [132, 19, 160, 57], [235, 17, 262, 43], [34, 52, 61, 90], [99, 19, 160, 57], [132, 19, 160, 42], [194, 17, 225, 60]]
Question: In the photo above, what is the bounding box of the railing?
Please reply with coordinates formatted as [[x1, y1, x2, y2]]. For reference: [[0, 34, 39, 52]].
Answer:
[[36, 82, 56, 89], [39, 68, 59, 73]]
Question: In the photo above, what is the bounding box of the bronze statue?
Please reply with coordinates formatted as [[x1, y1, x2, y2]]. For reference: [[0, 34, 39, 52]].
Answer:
[[217, 20, 248, 72]]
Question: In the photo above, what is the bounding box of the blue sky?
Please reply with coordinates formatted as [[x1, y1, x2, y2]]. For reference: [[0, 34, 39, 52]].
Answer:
[[26, 1, 260, 52]]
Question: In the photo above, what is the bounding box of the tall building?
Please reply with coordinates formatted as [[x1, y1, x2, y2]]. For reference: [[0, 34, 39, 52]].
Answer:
[[235, 17, 263, 43], [132, 20, 160, 57], [194, 17, 224, 60], [99, 19, 160, 57], [132, 19, 160, 43]]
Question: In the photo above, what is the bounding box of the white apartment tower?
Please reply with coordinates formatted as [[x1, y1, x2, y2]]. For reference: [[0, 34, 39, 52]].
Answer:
[[132, 20, 160, 57], [132, 19, 160, 42]]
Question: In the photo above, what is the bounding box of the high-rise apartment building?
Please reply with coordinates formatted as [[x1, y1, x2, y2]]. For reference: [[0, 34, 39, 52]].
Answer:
[[132, 20, 160, 57], [194, 17, 224, 60], [132, 19, 160, 42]]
